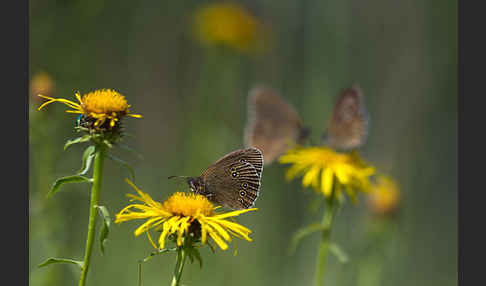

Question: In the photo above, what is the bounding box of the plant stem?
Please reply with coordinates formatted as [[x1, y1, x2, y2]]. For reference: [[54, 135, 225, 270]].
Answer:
[[314, 183, 338, 286], [170, 247, 187, 286], [79, 146, 106, 286]]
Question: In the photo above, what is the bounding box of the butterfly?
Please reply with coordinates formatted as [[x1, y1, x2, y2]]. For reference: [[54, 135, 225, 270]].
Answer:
[[323, 85, 368, 150], [244, 86, 310, 165], [182, 147, 264, 210]]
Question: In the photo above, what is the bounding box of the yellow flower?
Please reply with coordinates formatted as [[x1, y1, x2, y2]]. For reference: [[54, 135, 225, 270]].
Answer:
[[37, 89, 142, 129], [30, 71, 55, 103], [115, 179, 257, 251], [278, 146, 375, 200], [193, 3, 263, 53], [368, 175, 401, 216]]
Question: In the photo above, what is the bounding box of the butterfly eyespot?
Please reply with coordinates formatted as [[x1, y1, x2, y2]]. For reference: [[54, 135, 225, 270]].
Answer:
[[232, 172, 238, 178], [240, 159, 246, 163], [240, 191, 246, 197], [241, 182, 248, 189]]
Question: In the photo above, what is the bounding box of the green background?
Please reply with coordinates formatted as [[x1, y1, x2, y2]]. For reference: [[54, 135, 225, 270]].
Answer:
[[29, 0, 457, 285]]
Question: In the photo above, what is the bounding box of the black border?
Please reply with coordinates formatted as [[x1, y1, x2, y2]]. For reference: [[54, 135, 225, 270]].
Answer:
[[458, 0, 462, 284], [460, 0, 485, 285], [4, 0, 29, 284]]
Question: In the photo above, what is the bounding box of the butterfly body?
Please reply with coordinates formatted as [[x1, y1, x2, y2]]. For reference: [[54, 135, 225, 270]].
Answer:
[[186, 147, 263, 210], [244, 86, 309, 164]]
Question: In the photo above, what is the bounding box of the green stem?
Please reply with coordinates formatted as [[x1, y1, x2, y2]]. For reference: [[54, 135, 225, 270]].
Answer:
[[79, 146, 106, 286], [170, 247, 187, 286], [314, 183, 339, 286]]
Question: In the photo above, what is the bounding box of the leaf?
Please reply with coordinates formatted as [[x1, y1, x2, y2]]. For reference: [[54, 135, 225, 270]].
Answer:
[[138, 248, 175, 264], [47, 175, 92, 198], [64, 135, 91, 150], [288, 223, 325, 255], [107, 153, 135, 181], [329, 243, 349, 264], [103, 139, 113, 149], [78, 145, 96, 175], [38, 257, 84, 270], [186, 249, 194, 264], [95, 205, 111, 255], [206, 241, 216, 254], [190, 248, 203, 268], [118, 143, 144, 160]]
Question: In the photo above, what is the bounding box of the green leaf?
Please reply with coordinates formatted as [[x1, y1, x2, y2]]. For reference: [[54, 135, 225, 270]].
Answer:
[[103, 139, 113, 149], [38, 257, 84, 270], [206, 241, 216, 254], [118, 143, 144, 160], [107, 153, 135, 181], [78, 146, 96, 175], [329, 243, 349, 264], [47, 175, 92, 198], [95, 205, 111, 255], [189, 248, 203, 268], [138, 248, 176, 264], [186, 249, 194, 264], [288, 223, 325, 255], [64, 135, 91, 150]]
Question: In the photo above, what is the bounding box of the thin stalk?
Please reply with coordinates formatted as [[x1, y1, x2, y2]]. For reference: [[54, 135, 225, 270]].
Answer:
[[170, 247, 187, 286], [314, 182, 339, 286], [79, 146, 106, 286], [356, 217, 397, 286]]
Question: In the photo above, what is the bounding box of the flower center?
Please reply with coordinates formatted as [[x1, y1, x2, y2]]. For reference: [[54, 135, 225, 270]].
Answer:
[[162, 192, 214, 217]]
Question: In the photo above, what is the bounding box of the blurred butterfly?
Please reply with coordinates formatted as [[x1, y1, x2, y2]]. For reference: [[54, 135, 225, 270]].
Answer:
[[171, 147, 264, 210], [244, 86, 310, 165], [323, 85, 369, 150]]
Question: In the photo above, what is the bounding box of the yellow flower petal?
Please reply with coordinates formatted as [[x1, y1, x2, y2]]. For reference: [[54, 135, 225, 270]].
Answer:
[[302, 165, 320, 188], [321, 167, 334, 197], [279, 146, 375, 201], [206, 224, 228, 250]]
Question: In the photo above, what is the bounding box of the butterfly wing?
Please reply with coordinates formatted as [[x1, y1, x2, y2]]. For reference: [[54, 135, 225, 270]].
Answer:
[[326, 85, 368, 150], [203, 147, 263, 178], [199, 148, 263, 209], [244, 86, 307, 164]]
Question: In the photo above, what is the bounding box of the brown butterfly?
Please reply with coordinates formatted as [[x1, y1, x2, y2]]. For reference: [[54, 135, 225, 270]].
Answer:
[[244, 86, 310, 165], [180, 147, 263, 210], [323, 85, 368, 150]]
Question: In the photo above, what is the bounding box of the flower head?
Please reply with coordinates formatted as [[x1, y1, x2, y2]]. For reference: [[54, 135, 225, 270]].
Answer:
[[30, 71, 55, 104], [279, 146, 375, 200], [37, 89, 141, 130], [193, 3, 265, 53], [368, 175, 401, 216], [115, 179, 257, 251]]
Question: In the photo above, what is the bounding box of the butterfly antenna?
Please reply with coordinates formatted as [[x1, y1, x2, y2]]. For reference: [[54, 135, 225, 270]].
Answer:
[[167, 175, 192, 190], [168, 175, 189, 180]]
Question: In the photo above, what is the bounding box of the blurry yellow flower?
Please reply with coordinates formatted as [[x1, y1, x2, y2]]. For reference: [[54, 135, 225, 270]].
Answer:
[[115, 179, 257, 251], [37, 89, 141, 129], [279, 146, 375, 200], [368, 175, 401, 216], [30, 72, 55, 104], [193, 3, 263, 53]]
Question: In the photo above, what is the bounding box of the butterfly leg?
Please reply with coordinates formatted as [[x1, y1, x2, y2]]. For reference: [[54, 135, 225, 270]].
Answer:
[[204, 192, 215, 199]]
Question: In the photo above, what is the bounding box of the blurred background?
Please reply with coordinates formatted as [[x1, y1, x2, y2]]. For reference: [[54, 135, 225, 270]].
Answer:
[[29, 0, 457, 285]]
